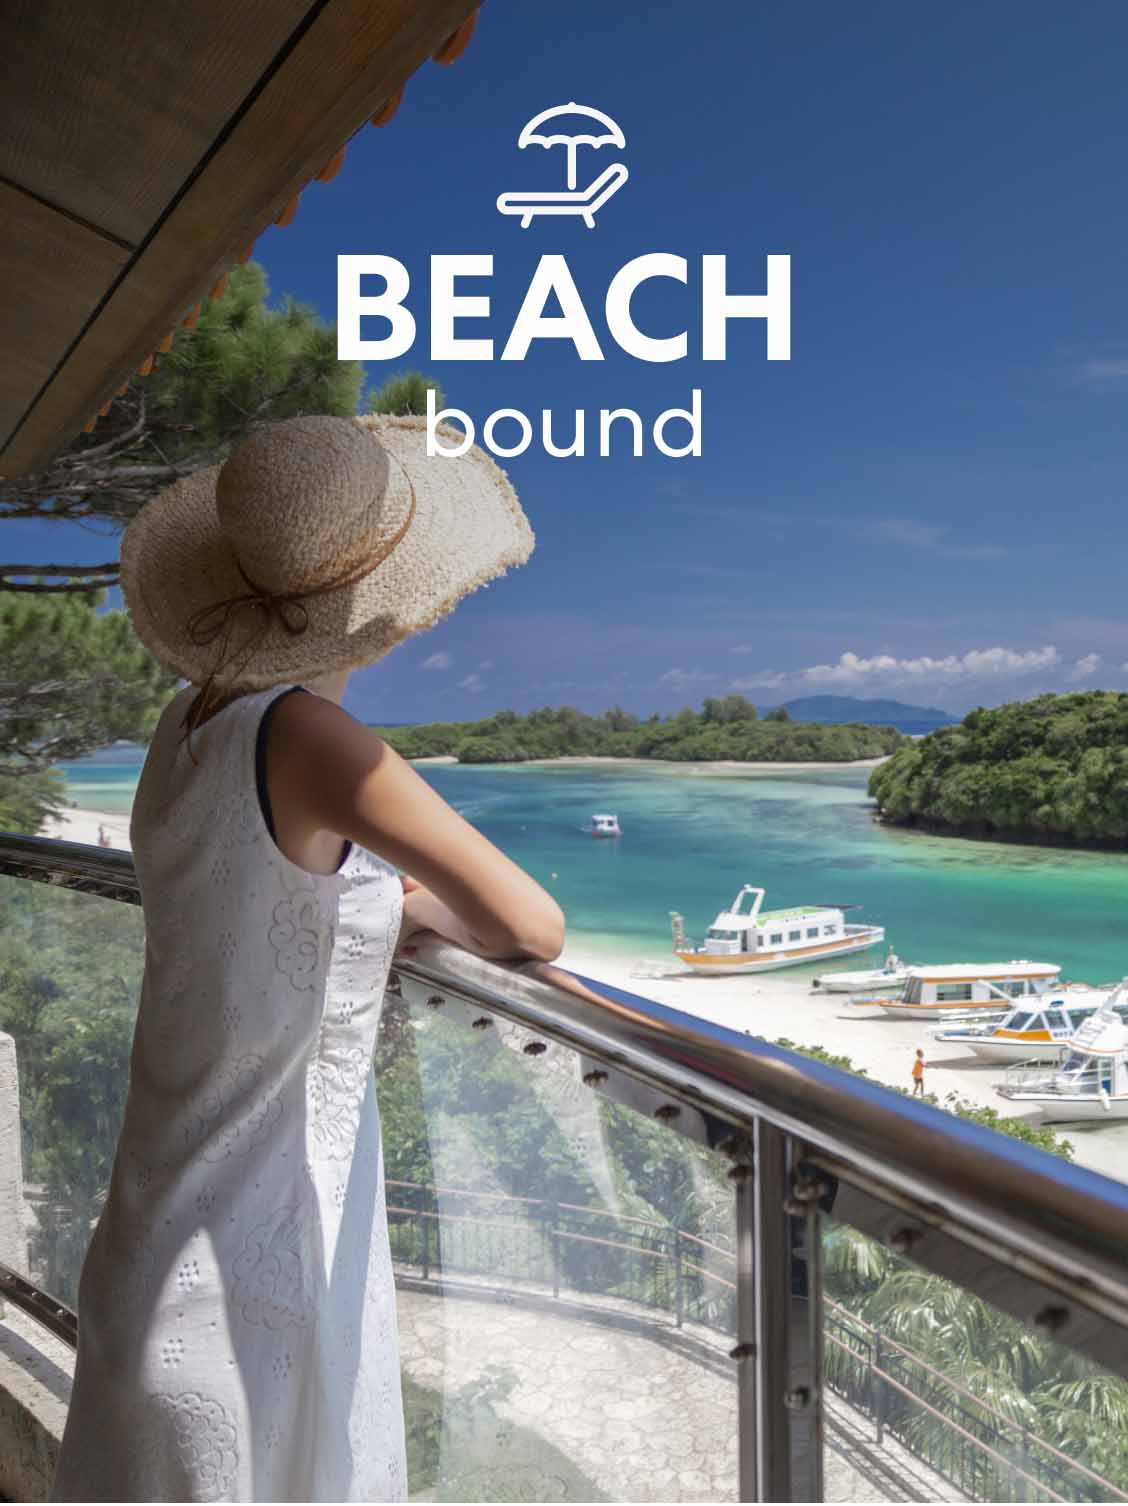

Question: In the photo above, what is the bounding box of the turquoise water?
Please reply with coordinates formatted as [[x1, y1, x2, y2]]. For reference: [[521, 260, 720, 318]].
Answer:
[[59, 755, 1128, 982]]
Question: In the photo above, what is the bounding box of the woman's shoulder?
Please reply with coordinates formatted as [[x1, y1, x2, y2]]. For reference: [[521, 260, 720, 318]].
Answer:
[[265, 688, 374, 747]]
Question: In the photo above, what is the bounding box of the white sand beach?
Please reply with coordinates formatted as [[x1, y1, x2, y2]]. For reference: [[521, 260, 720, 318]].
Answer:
[[43, 803, 1122, 1182], [42, 806, 133, 850], [506, 755, 891, 775]]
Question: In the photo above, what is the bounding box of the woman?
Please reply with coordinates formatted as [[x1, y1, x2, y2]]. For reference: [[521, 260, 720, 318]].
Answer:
[[51, 414, 564, 1502]]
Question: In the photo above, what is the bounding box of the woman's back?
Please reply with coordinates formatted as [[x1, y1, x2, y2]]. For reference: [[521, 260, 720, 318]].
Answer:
[[52, 686, 408, 1502]]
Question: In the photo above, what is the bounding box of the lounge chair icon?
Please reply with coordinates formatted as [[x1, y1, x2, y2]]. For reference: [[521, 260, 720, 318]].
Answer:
[[497, 162, 629, 229], [496, 103, 629, 228]]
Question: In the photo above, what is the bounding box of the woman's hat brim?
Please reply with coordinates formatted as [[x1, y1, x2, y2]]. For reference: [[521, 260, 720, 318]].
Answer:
[[120, 415, 534, 689]]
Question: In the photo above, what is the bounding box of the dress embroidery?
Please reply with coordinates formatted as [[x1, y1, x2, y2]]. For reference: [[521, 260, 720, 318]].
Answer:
[[52, 686, 407, 1503], [136, 1392, 239, 1502], [230, 1206, 316, 1329], [268, 891, 326, 990], [184, 1054, 283, 1162]]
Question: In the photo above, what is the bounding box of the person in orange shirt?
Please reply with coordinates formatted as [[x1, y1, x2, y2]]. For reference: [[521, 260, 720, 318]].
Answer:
[[912, 1048, 927, 1096]]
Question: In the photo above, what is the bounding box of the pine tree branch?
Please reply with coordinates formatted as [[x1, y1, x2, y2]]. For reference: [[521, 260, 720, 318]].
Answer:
[[58, 399, 147, 465], [0, 563, 119, 593]]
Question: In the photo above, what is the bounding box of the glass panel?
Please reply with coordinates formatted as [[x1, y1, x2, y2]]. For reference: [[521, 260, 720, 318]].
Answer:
[[822, 1209, 1128, 1503], [0, 875, 144, 1301], [383, 981, 739, 1502]]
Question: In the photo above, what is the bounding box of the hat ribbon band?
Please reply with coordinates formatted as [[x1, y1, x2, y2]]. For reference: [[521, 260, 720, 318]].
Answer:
[[183, 474, 416, 732]]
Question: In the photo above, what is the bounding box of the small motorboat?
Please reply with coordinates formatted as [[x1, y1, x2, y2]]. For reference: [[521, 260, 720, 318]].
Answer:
[[671, 886, 884, 976], [997, 987, 1128, 1121], [932, 988, 1118, 1062], [856, 961, 1062, 1020], [587, 813, 622, 838], [813, 951, 909, 994]]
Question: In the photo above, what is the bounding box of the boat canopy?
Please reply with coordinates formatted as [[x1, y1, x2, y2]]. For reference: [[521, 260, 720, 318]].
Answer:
[[903, 961, 1059, 982]]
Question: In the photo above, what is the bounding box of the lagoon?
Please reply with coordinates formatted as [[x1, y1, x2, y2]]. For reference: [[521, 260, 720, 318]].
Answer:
[[59, 753, 1128, 984]]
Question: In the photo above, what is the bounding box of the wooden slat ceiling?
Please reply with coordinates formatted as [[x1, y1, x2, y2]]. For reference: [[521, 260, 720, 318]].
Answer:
[[0, 0, 478, 478]]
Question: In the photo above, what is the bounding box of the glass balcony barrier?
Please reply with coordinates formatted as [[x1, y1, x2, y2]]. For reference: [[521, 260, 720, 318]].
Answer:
[[3, 831, 1128, 1503]]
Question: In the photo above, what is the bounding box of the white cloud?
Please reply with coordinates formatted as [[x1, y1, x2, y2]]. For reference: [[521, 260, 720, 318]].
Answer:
[[478, 659, 494, 671], [1068, 652, 1101, 682], [733, 645, 1061, 692], [732, 667, 789, 689], [872, 517, 1005, 561], [1077, 359, 1128, 382], [659, 668, 721, 691], [422, 651, 453, 671], [458, 673, 486, 693]]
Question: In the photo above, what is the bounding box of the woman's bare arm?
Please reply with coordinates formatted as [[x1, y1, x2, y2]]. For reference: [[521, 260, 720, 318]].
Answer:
[[266, 691, 565, 962]]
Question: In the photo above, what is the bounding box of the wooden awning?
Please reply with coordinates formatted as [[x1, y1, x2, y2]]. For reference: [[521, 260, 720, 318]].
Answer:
[[0, 0, 478, 478]]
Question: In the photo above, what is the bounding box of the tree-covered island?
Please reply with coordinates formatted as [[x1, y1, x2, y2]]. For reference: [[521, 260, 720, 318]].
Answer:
[[376, 696, 903, 764], [869, 691, 1128, 848]]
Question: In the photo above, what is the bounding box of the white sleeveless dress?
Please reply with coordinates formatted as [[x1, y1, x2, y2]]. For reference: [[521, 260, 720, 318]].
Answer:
[[52, 686, 408, 1502]]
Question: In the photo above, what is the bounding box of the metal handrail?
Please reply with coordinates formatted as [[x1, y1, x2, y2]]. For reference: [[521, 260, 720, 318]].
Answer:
[[4, 829, 1128, 1351], [0, 1261, 77, 1347], [396, 952, 1128, 1333], [6, 828, 1128, 1502]]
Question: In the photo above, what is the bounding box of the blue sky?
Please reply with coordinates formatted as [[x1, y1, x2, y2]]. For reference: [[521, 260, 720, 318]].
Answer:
[[10, 0, 1128, 721]]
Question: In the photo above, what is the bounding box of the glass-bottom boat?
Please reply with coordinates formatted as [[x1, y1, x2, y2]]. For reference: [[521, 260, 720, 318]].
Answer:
[[996, 997, 1128, 1121], [855, 962, 1062, 1019], [932, 988, 1118, 1061], [587, 812, 622, 837], [671, 885, 884, 976]]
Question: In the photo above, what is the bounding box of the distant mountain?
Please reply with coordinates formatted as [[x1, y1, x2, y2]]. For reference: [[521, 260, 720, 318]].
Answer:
[[780, 695, 958, 735]]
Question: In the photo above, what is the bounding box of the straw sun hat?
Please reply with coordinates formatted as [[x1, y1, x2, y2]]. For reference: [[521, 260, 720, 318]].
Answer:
[[120, 414, 534, 702]]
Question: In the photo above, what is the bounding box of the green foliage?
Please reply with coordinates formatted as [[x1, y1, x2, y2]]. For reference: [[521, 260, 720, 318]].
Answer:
[[825, 1225, 1128, 1493], [773, 1037, 1074, 1159], [367, 370, 445, 417], [1, 271, 445, 830], [0, 877, 144, 1294], [2, 261, 366, 532], [0, 769, 65, 834], [375, 701, 903, 765], [143, 263, 363, 469], [701, 694, 757, 724], [0, 593, 176, 830], [869, 691, 1128, 846]]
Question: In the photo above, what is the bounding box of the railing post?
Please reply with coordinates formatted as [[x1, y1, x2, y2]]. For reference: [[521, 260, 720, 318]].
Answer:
[[874, 1333, 886, 1447], [752, 1124, 824, 1504], [419, 1183, 430, 1283], [674, 1228, 685, 1328], [549, 1199, 560, 1300], [732, 1136, 758, 1502]]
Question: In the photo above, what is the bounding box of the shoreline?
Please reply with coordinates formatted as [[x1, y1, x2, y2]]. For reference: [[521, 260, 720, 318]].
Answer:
[[420, 754, 890, 774], [874, 811, 1128, 855], [42, 806, 133, 850], [41, 803, 1123, 1183]]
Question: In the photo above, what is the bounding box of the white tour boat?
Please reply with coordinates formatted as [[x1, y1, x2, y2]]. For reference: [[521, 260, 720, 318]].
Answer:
[[670, 886, 884, 976], [996, 993, 1128, 1121], [813, 951, 909, 994], [931, 988, 1118, 1063], [587, 813, 622, 838], [858, 961, 1062, 1020]]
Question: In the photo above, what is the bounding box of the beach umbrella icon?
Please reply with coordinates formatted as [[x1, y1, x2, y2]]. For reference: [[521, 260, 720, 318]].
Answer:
[[517, 102, 626, 190]]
